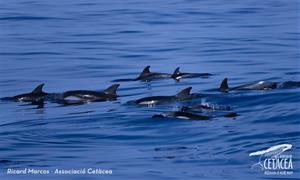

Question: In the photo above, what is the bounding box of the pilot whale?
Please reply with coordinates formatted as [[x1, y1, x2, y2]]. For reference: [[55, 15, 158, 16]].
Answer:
[[112, 66, 171, 82], [55, 84, 120, 104], [171, 67, 212, 81], [220, 78, 276, 92], [135, 66, 171, 81], [132, 87, 200, 105], [153, 111, 211, 120], [219, 78, 300, 92], [152, 111, 239, 120], [1, 84, 48, 102], [181, 103, 231, 112]]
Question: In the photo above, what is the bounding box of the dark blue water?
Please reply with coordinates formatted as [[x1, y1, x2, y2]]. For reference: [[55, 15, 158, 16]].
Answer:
[[0, 0, 299, 179]]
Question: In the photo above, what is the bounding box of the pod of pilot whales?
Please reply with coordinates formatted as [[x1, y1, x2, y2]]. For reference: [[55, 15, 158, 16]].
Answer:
[[2, 66, 300, 121]]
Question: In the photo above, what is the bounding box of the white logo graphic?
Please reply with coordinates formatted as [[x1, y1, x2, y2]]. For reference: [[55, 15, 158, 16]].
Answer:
[[249, 144, 293, 175]]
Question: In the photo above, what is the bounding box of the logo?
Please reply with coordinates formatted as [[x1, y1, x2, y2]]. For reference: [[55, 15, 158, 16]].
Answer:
[[249, 144, 293, 175]]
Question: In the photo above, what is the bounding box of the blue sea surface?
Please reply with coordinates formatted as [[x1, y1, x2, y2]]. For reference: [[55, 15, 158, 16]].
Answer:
[[0, 0, 299, 179]]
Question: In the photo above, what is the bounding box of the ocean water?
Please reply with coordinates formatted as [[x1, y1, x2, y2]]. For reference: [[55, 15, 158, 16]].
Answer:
[[0, 0, 299, 179]]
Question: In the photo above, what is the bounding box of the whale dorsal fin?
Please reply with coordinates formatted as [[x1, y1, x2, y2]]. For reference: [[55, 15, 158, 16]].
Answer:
[[171, 67, 181, 78], [220, 78, 229, 92], [173, 67, 181, 75], [176, 87, 192, 99], [137, 66, 151, 78], [104, 84, 120, 95], [31, 84, 44, 94]]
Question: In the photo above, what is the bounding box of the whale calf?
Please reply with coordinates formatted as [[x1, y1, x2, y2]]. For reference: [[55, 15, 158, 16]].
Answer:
[[132, 87, 201, 106], [171, 67, 212, 81], [219, 78, 300, 92], [53, 84, 120, 105], [1, 84, 48, 102]]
